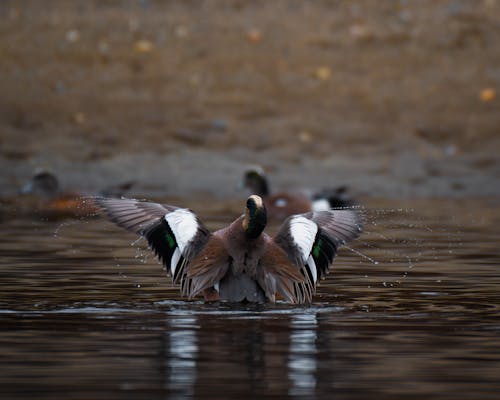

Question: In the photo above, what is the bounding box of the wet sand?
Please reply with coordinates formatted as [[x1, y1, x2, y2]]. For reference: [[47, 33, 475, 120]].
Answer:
[[1, 1, 499, 199]]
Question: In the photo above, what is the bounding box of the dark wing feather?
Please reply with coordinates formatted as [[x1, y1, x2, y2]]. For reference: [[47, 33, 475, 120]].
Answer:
[[274, 209, 363, 300], [92, 197, 177, 233], [143, 219, 179, 274], [92, 197, 211, 285], [310, 231, 338, 279]]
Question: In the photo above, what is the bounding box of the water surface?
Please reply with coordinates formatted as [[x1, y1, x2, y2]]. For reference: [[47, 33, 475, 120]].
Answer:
[[1, 199, 499, 399]]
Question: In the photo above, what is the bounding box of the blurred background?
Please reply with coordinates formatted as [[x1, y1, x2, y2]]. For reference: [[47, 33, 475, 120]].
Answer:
[[1, 0, 499, 200], [2, 3, 500, 400]]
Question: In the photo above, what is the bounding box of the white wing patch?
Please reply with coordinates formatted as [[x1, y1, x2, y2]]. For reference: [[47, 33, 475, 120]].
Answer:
[[171, 248, 181, 276], [306, 255, 318, 283], [274, 198, 288, 208], [312, 198, 330, 212], [165, 209, 199, 253], [289, 216, 318, 262]]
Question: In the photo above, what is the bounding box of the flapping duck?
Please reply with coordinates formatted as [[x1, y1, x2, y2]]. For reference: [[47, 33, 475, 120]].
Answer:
[[95, 194, 362, 304]]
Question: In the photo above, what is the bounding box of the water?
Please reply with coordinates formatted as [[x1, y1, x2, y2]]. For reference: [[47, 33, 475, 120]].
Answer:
[[1, 198, 499, 399]]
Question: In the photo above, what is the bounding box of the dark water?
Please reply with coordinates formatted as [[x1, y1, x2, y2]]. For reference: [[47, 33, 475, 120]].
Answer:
[[1, 199, 499, 400]]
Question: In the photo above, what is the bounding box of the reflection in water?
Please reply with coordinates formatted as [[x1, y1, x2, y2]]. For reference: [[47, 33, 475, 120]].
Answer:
[[160, 310, 297, 397], [288, 313, 318, 397], [166, 316, 198, 399], [161, 310, 324, 398]]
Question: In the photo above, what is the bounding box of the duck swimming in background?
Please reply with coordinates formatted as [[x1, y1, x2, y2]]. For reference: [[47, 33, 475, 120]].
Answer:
[[20, 169, 134, 218], [95, 195, 363, 304], [243, 167, 357, 220]]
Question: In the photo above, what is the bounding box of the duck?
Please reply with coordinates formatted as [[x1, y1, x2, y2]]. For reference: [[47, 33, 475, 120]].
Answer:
[[20, 169, 134, 218], [94, 194, 362, 304], [243, 168, 357, 220]]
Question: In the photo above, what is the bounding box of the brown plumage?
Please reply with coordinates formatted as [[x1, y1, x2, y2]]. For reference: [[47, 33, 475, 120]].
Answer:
[[94, 194, 363, 304], [265, 193, 313, 221]]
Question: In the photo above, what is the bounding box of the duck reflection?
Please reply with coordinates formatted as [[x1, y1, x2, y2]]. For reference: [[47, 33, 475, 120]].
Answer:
[[165, 316, 199, 398], [163, 310, 319, 398], [288, 313, 318, 396]]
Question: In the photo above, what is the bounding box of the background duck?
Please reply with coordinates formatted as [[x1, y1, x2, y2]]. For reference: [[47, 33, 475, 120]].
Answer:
[[95, 194, 363, 304], [243, 167, 357, 220], [20, 170, 134, 218]]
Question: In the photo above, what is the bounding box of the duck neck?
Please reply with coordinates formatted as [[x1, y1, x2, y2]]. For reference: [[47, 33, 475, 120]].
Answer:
[[242, 208, 267, 239], [247, 175, 269, 196], [256, 177, 269, 197]]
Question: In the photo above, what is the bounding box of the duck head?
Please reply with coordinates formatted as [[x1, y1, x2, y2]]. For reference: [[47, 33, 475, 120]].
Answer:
[[243, 168, 269, 196], [242, 195, 267, 239], [21, 170, 59, 197]]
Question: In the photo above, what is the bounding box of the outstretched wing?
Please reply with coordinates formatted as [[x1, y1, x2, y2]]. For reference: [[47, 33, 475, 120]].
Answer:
[[273, 209, 363, 302], [94, 197, 211, 285]]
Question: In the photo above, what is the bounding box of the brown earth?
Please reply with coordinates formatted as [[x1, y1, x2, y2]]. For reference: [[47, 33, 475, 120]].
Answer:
[[1, 0, 499, 200]]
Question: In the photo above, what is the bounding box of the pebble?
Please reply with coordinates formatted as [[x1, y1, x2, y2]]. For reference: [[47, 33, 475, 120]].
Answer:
[[210, 119, 227, 131], [246, 28, 263, 43], [298, 131, 312, 143], [479, 88, 496, 102], [349, 24, 370, 39], [314, 66, 332, 81], [98, 40, 110, 55], [134, 39, 153, 53], [73, 112, 86, 125], [65, 29, 80, 43], [174, 25, 189, 38]]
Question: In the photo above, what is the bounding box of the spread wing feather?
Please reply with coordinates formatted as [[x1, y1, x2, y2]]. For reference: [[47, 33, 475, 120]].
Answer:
[[93, 197, 210, 285], [273, 209, 363, 301]]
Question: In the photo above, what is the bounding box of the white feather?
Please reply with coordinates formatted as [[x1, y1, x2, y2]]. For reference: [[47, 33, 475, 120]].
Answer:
[[171, 248, 181, 276], [214, 282, 220, 293], [165, 209, 199, 253], [274, 198, 288, 208], [312, 198, 330, 211], [306, 255, 318, 283], [289, 216, 318, 262]]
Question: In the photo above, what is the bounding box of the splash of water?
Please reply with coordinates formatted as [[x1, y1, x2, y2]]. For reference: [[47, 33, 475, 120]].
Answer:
[[53, 219, 87, 238], [343, 244, 379, 265]]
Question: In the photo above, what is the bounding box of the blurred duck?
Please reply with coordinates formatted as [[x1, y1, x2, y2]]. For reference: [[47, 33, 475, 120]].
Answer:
[[95, 194, 362, 304], [20, 169, 134, 218], [243, 167, 357, 220]]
